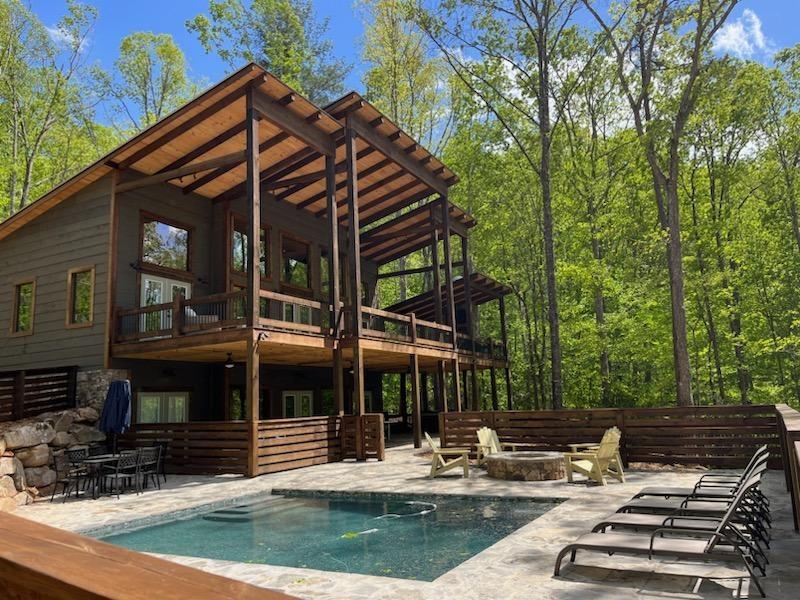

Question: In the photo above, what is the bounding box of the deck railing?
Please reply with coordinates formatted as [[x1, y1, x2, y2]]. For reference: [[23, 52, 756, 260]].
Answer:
[[0, 366, 77, 422], [440, 404, 783, 470], [776, 404, 800, 531], [258, 290, 331, 336], [360, 307, 455, 350], [256, 415, 342, 475]]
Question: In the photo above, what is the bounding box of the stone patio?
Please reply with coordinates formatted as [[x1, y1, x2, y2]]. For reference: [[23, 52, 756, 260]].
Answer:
[[14, 442, 800, 600]]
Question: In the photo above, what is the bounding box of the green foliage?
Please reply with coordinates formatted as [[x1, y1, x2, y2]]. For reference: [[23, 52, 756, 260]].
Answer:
[[187, 0, 351, 104]]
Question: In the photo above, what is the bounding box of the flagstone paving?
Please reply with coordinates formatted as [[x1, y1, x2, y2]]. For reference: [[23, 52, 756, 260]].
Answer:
[[15, 443, 800, 599]]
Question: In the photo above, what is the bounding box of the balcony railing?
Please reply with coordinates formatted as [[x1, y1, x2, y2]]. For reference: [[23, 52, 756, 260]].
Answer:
[[457, 333, 507, 361], [258, 290, 331, 336], [360, 307, 454, 349]]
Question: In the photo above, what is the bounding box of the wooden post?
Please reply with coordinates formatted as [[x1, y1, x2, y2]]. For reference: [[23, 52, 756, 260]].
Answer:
[[421, 372, 429, 412], [440, 196, 458, 351], [171, 293, 183, 338], [326, 153, 345, 417], [430, 225, 446, 413], [246, 332, 260, 477], [333, 349, 344, 415], [104, 170, 119, 369], [461, 235, 478, 410], [345, 118, 365, 417], [410, 353, 422, 448], [222, 363, 231, 420], [452, 359, 462, 411], [499, 295, 513, 410], [399, 372, 407, 427], [245, 88, 261, 328], [437, 361, 448, 412], [490, 367, 499, 411]]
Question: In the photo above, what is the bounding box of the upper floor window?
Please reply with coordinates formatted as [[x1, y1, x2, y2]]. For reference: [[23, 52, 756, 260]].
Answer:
[[66, 267, 94, 328], [141, 213, 191, 273], [231, 218, 268, 277], [281, 234, 310, 289], [11, 280, 35, 336]]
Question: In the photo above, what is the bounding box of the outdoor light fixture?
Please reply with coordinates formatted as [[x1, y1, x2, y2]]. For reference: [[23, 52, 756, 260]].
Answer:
[[224, 353, 235, 369]]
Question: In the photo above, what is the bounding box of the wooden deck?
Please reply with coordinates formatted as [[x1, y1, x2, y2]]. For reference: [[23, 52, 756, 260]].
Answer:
[[0, 511, 292, 599]]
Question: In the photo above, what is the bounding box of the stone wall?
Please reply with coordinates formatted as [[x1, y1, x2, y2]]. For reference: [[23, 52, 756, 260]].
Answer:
[[0, 407, 104, 512], [76, 368, 129, 412]]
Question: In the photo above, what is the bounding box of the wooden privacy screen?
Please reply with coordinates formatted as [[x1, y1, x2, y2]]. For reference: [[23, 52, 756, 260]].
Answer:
[[0, 511, 294, 599], [776, 404, 800, 531], [257, 416, 342, 475], [0, 366, 77, 422], [440, 405, 783, 470], [342, 413, 386, 461], [120, 421, 249, 475]]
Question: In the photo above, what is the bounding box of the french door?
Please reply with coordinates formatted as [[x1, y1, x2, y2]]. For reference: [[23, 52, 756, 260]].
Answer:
[[282, 390, 313, 418], [140, 275, 192, 332]]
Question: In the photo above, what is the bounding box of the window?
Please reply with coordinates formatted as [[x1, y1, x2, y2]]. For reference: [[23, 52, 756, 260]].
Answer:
[[281, 234, 310, 289], [232, 220, 268, 277], [11, 280, 35, 335], [66, 267, 94, 327], [282, 390, 313, 418], [141, 214, 191, 272], [137, 391, 189, 423], [282, 302, 311, 325]]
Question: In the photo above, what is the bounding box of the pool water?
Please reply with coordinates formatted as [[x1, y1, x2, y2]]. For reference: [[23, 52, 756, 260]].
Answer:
[[101, 492, 561, 580]]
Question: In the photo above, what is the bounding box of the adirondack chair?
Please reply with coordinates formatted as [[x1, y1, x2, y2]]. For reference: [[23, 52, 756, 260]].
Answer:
[[564, 427, 625, 485], [425, 432, 470, 478], [475, 427, 518, 465]]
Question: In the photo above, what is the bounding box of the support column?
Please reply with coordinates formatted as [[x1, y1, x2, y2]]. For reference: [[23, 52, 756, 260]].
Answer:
[[461, 235, 478, 410], [345, 117, 365, 416], [440, 196, 460, 411], [245, 88, 261, 329], [452, 359, 462, 411], [499, 295, 513, 409], [430, 221, 446, 414], [333, 349, 344, 415], [421, 372, 430, 412], [410, 354, 422, 448], [326, 153, 345, 416], [490, 367, 499, 411], [246, 332, 260, 478], [399, 372, 407, 424]]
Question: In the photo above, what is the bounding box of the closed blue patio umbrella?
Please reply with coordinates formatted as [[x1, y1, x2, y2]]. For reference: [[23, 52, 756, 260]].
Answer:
[[99, 380, 132, 453]]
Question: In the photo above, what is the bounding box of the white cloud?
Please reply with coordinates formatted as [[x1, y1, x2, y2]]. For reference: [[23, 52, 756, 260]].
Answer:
[[712, 9, 772, 59], [45, 25, 88, 53]]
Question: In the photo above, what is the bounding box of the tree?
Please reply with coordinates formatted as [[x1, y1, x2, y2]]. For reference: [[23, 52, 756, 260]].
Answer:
[[187, 0, 351, 105], [584, 0, 740, 406], [95, 32, 198, 132]]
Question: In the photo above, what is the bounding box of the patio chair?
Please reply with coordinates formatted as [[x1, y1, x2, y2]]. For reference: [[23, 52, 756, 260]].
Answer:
[[425, 432, 470, 478], [102, 450, 139, 499], [564, 427, 625, 485], [632, 446, 769, 500], [136, 446, 161, 492], [153, 441, 169, 483], [50, 452, 89, 503], [554, 476, 767, 598], [475, 427, 518, 465]]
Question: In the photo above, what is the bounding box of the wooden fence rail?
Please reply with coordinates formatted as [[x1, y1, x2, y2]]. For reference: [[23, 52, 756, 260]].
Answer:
[[257, 416, 342, 475], [342, 414, 386, 461], [0, 366, 77, 423], [440, 405, 783, 470]]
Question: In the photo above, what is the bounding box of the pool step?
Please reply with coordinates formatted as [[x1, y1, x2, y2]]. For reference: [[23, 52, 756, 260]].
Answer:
[[202, 498, 300, 523]]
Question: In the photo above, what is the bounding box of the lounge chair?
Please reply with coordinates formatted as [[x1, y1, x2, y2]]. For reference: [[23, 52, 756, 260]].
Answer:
[[425, 432, 469, 478], [564, 427, 625, 485], [475, 427, 518, 465], [554, 476, 767, 598], [633, 446, 769, 500]]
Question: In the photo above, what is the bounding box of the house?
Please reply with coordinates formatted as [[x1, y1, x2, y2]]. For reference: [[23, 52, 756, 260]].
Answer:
[[0, 64, 512, 476]]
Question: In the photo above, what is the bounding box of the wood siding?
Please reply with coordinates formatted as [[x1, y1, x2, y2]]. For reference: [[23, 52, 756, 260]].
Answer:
[[0, 180, 111, 370]]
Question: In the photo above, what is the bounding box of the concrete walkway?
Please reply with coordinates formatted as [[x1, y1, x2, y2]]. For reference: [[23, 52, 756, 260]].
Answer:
[[16, 444, 800, 599]]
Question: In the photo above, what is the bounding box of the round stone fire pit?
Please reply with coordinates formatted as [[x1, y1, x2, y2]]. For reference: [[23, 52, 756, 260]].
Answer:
[[485, 451, 565, 481]]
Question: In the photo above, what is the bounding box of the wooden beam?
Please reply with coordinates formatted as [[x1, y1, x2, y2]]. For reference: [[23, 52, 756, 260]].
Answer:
[[410, 353, 421, 448], [103, 171, 119, 368], [441, 195, 458, 352], [375, 261, 464, 279], [118, 83, 251, 169], [359, 188, 433, 227], [452, 358, 462, 412], [115, 151, 246, 194], [333, 348, 344, 415], [326, 153, 342, 338], [252, 88, 335, 156], [361, 225, 434, 246], [347, 112, 448, 196], [246, 331, 260, 477], [308, 154, 390, 214], [158, 121, 246, 174], [245, 90, 261, 329], [263, 168, 329, 191]]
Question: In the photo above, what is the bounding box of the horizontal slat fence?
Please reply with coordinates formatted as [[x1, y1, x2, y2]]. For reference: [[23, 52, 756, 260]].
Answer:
[[0, 367, 77, 422], [342, 414, 386, 461], [440, 405, 783, 470], [119, 422, 249, 475], [776, 404, 800, 531], [257, 416, 342, 475]]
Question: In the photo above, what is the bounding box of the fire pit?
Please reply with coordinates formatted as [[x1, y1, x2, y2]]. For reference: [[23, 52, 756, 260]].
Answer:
[[485, 451, 565, 481]]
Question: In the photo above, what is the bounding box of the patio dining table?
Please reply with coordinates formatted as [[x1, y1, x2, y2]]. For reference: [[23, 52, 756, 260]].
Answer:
[[81, 454, 123, 499]]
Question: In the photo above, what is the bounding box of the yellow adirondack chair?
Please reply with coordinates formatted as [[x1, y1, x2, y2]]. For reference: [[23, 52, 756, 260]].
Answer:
[[564, 427, 625, 485], [425, 432, 470, 478], [475, 427, 518, 465]]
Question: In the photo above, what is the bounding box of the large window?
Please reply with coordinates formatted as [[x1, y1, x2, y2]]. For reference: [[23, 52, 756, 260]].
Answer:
[[137, 391, 189, 423], [282, 390, 313, 418], [141, 214, 191, 272], [232, 219, 268, 277], [11, 280, 35, 336], [281, 234, 310, 289], [66, 267, 94, 328]]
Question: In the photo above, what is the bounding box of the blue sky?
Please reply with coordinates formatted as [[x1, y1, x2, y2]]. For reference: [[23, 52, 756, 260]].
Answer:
[[29, 1, 800, 97]]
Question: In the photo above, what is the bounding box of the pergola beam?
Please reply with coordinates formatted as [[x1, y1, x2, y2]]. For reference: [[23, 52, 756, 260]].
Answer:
[[115, 150, 246, 194], [251, 89, 335, 156]]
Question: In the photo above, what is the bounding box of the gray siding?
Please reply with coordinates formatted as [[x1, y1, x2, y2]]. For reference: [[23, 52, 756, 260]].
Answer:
[[0, 179, 112, 371]]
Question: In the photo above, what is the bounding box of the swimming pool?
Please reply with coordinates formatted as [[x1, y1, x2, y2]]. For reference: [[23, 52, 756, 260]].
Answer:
[[100, 491, 562, 580]]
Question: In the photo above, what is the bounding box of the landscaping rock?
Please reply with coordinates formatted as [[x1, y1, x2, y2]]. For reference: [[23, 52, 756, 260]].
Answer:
[[69, 423, 105, 444], [11, 459, 26, 491], [52, 411, 76, 433], [0, 476, 16, 497], [76, 407, 99, 422], [3, 422, 56, 449], [51, 431, 76, 447], [0, 457, 14, 476], [0, 497, 17, 513], [0, 437, 5, 455], [24, 466, 56, 488], [15, 443, 51, 468], [12, 491, 31, 506]]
